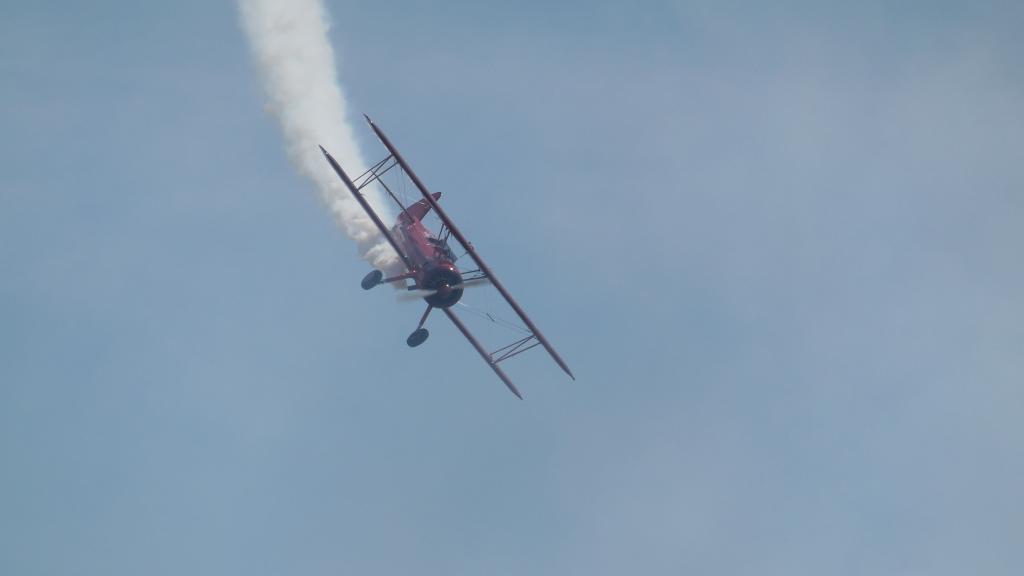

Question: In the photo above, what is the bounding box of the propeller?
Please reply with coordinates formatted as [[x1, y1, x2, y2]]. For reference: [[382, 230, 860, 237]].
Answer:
[[397, 277, 490, 301]]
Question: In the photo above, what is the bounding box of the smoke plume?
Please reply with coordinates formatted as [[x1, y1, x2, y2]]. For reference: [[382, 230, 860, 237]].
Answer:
[[237, 0, 397, 270]]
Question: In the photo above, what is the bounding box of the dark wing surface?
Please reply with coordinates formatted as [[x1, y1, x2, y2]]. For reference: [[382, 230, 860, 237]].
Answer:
[[319, 145, 412, 270]]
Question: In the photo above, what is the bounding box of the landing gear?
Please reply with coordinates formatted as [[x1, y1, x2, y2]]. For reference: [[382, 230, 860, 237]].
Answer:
[[407, 304, 434, 347], [407, 328, 429, 347], [361, 269, 383, 290]]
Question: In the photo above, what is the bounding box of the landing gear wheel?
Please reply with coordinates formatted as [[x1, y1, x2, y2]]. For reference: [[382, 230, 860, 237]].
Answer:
[[361, 269, 383, 290], [406, 328, 429, 348]]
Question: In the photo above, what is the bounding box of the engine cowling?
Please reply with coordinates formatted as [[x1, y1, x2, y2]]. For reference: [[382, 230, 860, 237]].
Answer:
[[422, 266, 464, 308]]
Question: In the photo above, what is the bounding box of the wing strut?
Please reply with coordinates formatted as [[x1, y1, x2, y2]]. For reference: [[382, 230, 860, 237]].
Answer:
[[363, 116, 575, 380]]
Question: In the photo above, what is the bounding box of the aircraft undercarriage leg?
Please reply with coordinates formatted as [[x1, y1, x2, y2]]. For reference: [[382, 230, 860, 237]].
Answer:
[[407, 304, 433, 347], [363, 269, 416, 290]]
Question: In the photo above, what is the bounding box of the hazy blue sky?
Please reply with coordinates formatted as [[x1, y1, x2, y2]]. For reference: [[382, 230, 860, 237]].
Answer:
[[2, 1, 1022, 574]]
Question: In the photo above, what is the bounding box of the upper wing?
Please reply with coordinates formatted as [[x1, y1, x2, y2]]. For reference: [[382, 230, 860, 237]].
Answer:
[[363, 116, 575, 381]]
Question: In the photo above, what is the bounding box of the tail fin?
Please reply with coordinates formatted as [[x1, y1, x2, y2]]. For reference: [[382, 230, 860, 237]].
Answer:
[[398, 192, 442, 224]]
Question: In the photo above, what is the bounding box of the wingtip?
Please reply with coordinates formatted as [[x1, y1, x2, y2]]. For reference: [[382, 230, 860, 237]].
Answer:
[[362, 113, 373, 125], [559, 361, 576, 381], [508, 382, 524, 400]]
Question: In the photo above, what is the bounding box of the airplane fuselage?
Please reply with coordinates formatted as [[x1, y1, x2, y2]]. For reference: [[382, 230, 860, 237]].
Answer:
[[393, 208, 464, 309]]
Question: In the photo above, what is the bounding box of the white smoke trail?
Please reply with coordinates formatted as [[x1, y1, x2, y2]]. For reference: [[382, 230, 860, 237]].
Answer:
[[237, 0, 398, 271]]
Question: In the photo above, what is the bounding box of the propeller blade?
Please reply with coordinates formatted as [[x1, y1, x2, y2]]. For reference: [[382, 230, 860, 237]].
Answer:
[[395, 277, 490, 302]]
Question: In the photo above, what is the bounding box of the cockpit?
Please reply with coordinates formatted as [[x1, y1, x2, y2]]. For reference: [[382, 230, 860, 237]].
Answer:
[[427, 237, 457, 262]]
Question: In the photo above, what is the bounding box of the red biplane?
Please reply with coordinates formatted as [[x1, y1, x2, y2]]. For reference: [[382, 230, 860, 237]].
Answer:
[[319, 115, 574, 399]]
